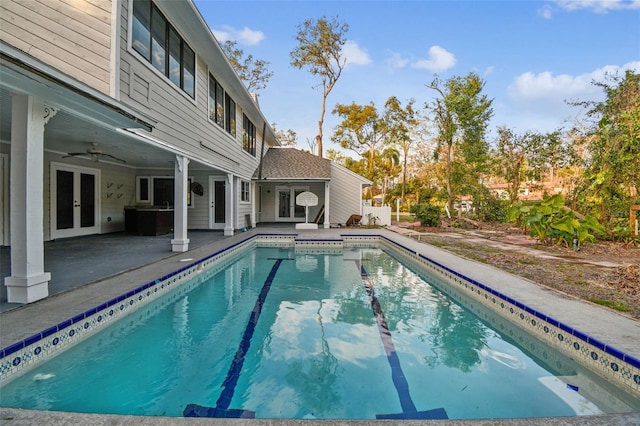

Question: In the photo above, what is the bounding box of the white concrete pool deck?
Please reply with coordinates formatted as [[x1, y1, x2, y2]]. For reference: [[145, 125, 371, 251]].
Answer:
[[1, 226, 639, 425]]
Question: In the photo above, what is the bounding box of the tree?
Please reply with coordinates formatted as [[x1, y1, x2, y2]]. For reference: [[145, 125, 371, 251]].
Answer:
[[221, 40, 273, 94], [426, 73, 493, 213], [271, 122, 298, 146], [376, 146, 401, 205], [572, 70, 640, 227], [332, 101, 388, 179], [493, 127, 566, 203], [290, 16, 348, 158], [384, 97, 419, 206]]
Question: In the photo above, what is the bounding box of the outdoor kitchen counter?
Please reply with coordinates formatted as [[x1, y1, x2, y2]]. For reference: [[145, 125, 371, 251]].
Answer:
[[124, 207, 174, 236]]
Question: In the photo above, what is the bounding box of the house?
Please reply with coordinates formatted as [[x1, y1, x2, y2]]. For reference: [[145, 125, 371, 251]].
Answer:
[[254, 147, 371, 226], [0, 0, 369, 305]]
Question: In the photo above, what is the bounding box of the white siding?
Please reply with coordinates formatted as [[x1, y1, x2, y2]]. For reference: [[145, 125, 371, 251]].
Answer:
[[0, 0, 113, 94], [186, 171, 210, 229], [117, 1, 262, 182], [329, 163, 366, 225]]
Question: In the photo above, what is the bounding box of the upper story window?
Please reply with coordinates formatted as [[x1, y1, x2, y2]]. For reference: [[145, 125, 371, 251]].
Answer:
[[242, 114, 256, 156], [132, 0, 195, 98], [209, 75, 224, 127], [225, 93, 236, 137], [209, 75, 237, 137]]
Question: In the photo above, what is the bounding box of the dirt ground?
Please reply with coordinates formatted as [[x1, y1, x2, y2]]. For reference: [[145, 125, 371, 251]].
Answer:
[[393, 222, 640, 321]]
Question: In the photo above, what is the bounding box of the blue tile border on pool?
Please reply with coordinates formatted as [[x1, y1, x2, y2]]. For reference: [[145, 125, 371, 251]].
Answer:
[[375, 233, 640, 394], [1, 232, 639, 396]]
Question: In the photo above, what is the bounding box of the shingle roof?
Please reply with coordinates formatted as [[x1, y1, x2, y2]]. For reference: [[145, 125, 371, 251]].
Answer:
[[253, 147, 332, 180]]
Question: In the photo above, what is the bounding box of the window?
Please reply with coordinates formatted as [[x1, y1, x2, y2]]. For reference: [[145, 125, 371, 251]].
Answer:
[[132, 0, 195, 97], [225, 93, 236, 136], [240, 181, 250, 202], [242, 114, 256, 156], [136, 177, 150, 203], [136, 176, 193, 207], [208, 75, 224, 127], [208, 75, 237, 137]]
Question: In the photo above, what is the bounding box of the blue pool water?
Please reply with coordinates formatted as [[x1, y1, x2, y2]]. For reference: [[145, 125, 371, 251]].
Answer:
[[1, 245, 638, 419]]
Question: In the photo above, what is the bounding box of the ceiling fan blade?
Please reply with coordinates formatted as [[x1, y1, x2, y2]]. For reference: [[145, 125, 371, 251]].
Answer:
[[62, 153, 85, 158], [101, 153, 127, 163]]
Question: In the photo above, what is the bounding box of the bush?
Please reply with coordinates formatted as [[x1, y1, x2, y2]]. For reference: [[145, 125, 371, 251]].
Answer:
[[476, 193, 509, 222], [507, 194, 606, 247], [410, 203, 441, 227]]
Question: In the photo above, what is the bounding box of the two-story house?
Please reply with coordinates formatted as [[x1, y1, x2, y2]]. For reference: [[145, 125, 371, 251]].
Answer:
[[0, 0, 369, 305]]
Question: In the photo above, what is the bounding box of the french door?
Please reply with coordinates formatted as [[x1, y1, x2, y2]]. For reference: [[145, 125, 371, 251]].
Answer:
[[208, 176, 226, 229], [276, 186, 307, 221], [51, 163, 100, 239]]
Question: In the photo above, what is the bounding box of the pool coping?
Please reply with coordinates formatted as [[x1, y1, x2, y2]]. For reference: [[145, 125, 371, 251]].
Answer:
[[1, 227, 639, 421]]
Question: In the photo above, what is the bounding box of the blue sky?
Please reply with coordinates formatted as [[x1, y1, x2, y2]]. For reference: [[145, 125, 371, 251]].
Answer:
[[193, 0, 640, 153]]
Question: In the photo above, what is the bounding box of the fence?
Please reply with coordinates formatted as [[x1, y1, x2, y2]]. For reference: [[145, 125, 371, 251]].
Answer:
[[362, 206, 392, 226]]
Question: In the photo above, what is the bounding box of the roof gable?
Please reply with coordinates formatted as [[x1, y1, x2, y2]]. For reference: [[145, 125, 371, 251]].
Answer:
[[254, 148, 332, 180]]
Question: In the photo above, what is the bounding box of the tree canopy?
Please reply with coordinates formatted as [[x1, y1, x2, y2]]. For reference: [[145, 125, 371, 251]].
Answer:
[[426, 72, 493, 213], [290, 16, 348, 158], [221, 40, 273, 94]]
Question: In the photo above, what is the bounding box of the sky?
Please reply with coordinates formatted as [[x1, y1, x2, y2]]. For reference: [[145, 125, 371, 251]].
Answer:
[[193, 0, 640, 154]]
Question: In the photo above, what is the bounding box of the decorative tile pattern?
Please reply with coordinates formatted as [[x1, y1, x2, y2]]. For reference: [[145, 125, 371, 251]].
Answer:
[[2, 232, 638, 402], [0, 237, 257, 384], [380, 235, 640, 398]]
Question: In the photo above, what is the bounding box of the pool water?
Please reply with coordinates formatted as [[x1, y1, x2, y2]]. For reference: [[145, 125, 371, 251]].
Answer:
[[1, 246, 638, 419]]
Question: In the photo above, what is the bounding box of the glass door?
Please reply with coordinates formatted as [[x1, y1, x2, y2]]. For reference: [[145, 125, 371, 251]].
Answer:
[[51, 163, 100, 239], [208, 177, 226, 229], [276, 186, 308, 221]]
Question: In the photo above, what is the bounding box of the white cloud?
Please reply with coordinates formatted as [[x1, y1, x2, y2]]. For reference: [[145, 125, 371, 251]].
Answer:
[[385, 51, 410, 69], [212, 25, 265, 45], [342, 40, 372, 66], [549, 0, 640, 14], [505, 61, 640, 131], [538, 4, 554, 19], [412, 46, 456, 73]]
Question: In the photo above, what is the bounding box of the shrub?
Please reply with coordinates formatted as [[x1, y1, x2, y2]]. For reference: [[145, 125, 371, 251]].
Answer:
[[507, 194, 606, 247], [476, 193, 509, 222], [410, 203, 441, 227]]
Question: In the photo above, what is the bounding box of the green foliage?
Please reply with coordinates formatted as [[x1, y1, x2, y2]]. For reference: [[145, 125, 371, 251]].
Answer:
[[425, 72, 494, 213], [507, 194, 606, 246], [410, 203, 441, 227], [493, 127, 570, 203], [588, 298, 631, 312], [475, 191, 509, 222], [221, 40, 273, 94], [572, 70, 640, 230], [290, 16, 349, 157]]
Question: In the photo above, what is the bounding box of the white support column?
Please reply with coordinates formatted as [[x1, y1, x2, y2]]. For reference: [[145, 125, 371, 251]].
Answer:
[[171, 155, 190, 252], [224, 173, 234, 236], [323, 181, 331, 229], [250, 182, 256, 228], [5, 95, 51, 303]]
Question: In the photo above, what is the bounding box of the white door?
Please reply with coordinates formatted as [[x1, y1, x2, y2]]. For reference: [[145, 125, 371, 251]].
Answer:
[[51, 163, 100, 239], [208, 176, 226, 229], [276, 186, 308, 222]]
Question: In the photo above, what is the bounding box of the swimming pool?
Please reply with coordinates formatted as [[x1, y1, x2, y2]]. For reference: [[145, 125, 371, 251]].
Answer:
[[1, 236, 639, 420]]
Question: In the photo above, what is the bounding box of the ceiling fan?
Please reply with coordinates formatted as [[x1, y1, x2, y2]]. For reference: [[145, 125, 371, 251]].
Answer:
[[63, 142, 126, 163]]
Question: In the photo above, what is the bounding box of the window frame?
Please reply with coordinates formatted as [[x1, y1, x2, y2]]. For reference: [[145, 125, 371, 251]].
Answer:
[[208, 73, 237, 138], [242, 114, 256, 156], [131, 0, 195, 98], [240, 180, 250, 203]]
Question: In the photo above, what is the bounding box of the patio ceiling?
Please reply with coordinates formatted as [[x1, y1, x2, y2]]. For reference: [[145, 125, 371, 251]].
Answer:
[[0, 47, 215, 172]]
